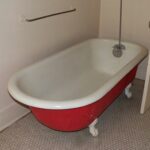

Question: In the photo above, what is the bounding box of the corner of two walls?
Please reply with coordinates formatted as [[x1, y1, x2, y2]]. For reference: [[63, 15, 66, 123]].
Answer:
[[0, 0, 100, 131], [99, 0, 149, 80]]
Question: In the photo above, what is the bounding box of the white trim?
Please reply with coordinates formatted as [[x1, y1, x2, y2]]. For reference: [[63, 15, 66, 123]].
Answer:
[[141, 54, 150, 114], [0, 103, 30, 132]]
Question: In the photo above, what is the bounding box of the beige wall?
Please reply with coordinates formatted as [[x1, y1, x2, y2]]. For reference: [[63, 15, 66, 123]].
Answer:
[[99, 0, 150, 80], [0, 0, 100, 130]]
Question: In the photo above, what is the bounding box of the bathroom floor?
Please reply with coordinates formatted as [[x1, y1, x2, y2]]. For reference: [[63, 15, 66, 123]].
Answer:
[[0, 79, 150, 150]]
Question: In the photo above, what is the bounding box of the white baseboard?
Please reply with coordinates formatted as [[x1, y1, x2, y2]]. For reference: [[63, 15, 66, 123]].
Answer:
[[0, 103, 30, 132]]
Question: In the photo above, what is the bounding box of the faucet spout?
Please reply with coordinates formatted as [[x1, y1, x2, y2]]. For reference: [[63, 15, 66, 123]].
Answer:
[[113, 43, 126, 57]]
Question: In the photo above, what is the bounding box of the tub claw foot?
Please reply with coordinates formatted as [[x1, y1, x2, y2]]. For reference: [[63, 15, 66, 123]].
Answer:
[[89, 118, 98, 137], [125, 83, 132, 99]]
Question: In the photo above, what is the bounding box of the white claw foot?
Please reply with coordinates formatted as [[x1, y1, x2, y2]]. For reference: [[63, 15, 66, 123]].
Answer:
[[89, 118, 98, 137], [125, 83, 132, 99]]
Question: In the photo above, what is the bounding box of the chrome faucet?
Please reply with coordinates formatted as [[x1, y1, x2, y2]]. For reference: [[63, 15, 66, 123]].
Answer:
[[113, 0, 126, 57]]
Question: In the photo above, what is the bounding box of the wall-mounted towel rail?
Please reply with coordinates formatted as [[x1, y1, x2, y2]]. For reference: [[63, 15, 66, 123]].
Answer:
[[25, 8, 76, 22]]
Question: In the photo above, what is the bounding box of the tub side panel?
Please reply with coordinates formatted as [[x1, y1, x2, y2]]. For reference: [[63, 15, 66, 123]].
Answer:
[[30, 66, 137, 131]]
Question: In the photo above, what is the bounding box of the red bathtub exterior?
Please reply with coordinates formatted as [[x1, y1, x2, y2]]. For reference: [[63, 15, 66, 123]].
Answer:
[[30, 66, 137, 132]]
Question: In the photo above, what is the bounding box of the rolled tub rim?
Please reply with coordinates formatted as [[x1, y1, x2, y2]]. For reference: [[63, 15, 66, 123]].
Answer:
[[8, 38, 148, 110]]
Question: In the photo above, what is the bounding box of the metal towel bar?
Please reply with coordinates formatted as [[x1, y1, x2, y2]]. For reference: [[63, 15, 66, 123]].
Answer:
[[25, 8, 76, 22]]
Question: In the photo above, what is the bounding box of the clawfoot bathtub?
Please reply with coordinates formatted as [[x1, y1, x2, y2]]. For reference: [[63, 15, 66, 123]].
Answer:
[[8, 39, 147, 136]]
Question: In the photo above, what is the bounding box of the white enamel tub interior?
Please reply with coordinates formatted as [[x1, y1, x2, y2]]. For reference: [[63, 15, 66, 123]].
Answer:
[[8, 39, 148, 109]]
